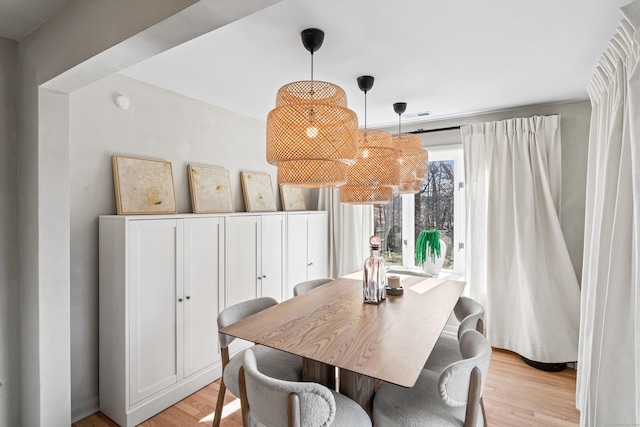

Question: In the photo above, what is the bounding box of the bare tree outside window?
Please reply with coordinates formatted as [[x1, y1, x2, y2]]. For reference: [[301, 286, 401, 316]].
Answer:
[[415, 160, 455, 268], [374, 195, 403, 265]]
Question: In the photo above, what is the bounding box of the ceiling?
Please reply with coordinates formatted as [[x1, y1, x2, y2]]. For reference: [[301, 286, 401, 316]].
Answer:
[[2, 0, 629, 127]]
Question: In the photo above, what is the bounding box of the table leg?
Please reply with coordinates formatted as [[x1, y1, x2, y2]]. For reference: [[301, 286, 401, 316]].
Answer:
[[339, 368, 375, 416], [302, 358, 336, 390]]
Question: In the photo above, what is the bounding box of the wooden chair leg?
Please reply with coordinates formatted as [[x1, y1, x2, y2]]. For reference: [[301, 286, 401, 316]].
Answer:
[[213, 347, 231, 427], [287, 393, 301, 427], [464, 366, 482, 427], [239, 366, 250, 427], [480, 396, 487, 427], [212, 378, 227, 427]]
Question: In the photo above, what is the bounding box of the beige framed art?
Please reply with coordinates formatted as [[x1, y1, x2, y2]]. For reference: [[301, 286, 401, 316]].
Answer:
[[280, 184, 306, 211], [112, 155, 177, 214], [240, 171, 277, 212], [188, 164, 234, 213]]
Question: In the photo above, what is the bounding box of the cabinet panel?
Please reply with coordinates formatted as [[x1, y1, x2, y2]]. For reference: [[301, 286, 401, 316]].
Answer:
[[260, 214, 285, 302], [225, 216, 259, 307], [285, 212, 329, 299], [129, 219, 181, 405], [307, 213, 328, 280], [183, 218, 223, 378], [285, 214, 309, 299]]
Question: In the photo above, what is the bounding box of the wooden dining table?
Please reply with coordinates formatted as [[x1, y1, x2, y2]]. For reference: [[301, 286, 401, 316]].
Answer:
[[219, 272, 465, 414]]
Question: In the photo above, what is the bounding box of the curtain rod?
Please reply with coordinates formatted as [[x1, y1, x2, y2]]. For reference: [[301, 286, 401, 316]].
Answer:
[[409, 126, 461, 134]]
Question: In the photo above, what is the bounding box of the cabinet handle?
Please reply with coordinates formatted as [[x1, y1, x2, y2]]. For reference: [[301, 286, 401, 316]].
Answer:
[[186, 296, 191, 300], [308, 262, 314, 266], [262, 275, 267, 278], [178, 298, 183, 303], [258, 277, 262, 280]]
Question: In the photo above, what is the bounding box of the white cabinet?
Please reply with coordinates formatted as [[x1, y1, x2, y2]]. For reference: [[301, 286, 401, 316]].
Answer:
[[99, 211, 328, 425], [225, 213, 286, 307], [99, 215, 224, 427], [285, 211, 329, 299]]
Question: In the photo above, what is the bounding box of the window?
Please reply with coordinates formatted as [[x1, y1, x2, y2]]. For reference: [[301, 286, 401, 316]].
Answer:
[[374, 146, 465, 274]]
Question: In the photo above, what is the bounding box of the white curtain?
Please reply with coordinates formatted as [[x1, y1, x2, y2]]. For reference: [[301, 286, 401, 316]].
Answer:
[[462, 115, 580, 363], [318, 188, 373, 278], [577, 2, 640, 424]]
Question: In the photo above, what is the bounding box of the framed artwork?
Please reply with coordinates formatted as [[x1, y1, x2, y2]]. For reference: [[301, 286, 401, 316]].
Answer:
[[280, 184, 306, 211], [188, 164, 234, 213], [112, 155, 177, 215], [240, 171, 277, 212]]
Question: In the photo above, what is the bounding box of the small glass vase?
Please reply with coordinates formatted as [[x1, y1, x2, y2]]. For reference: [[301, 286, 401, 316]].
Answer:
[[363, 235, 387, 304]]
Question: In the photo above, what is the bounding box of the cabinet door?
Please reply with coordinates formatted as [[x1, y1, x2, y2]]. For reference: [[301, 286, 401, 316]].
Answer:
[[286, 214, 309, 299], [307, 213, 329, 280], [226, 216, 259, 307], [260, 214, 285, 302], [129, 219, 182, 405], [183, 218, 222, 378]]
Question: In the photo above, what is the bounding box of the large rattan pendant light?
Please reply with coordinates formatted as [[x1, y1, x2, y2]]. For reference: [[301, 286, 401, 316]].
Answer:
[[391, 102, 428, 194], [340, 76, 399, 204], [266, 28, 359, 187]]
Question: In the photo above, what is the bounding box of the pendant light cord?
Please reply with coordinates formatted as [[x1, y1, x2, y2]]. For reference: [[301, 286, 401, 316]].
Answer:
[[311, 52, 314, 83], [364, 91, 368, 130]]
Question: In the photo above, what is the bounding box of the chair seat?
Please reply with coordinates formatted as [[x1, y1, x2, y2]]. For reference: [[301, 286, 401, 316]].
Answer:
[[224, 344, 303, 397], [329, 390, 372, 427], [373, 369, 481, 427], [423, 333, 463, 372]]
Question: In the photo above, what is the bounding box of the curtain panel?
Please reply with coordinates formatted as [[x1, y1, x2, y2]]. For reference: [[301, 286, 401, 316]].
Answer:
[[318, 188, 372, 278], [462, 115, 581, 364], [577, 1, 640, 424]]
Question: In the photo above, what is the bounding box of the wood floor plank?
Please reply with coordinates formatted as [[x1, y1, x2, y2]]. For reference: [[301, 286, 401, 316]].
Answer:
[[74, 347, 580, 427]]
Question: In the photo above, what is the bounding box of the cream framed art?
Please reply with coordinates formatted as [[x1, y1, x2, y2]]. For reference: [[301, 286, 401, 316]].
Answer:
[[112, 154, 178, 214], [240, 171, 277, 212], [187, 164, 234, 213], [279, 184, 306, 211]]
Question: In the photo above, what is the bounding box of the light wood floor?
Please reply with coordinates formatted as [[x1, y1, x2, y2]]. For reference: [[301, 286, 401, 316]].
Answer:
[[74, 348, 579, 427]]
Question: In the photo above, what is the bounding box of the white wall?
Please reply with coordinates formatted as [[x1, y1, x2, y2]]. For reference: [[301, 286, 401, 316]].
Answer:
[[381, 100, 591, 281], [0, 36, 19, 427], [68, 73, 279, 418]]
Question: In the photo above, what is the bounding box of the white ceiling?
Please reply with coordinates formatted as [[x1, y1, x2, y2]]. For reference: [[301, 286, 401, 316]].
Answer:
[[119, 0, 629, 127], [2, 0, 629, 127]]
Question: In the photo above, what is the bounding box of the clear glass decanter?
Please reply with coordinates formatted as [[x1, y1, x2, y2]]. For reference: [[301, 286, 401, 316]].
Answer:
[[363, 235, 387, 304]]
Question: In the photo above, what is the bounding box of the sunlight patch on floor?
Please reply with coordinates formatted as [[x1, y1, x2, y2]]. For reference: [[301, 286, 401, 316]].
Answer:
[[199, 399, 241, 423]]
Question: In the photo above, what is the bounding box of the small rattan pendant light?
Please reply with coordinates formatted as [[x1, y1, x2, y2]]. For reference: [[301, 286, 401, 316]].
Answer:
[[391, 102, 428, 194], [340, 76, 399, 204], [266, 28, 359, 187]]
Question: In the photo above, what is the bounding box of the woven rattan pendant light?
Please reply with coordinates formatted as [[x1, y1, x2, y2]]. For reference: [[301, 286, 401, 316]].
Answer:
[[266, 28, 358, 187], [340, 76, 399, 204], [391, 102, 428, 194]]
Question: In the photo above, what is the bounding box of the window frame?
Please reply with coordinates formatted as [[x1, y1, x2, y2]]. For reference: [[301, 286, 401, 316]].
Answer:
[[385, 144, 465, 275]]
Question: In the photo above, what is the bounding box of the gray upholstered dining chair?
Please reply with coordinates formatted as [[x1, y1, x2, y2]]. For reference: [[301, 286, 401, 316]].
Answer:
[[213, 297, 304, 427], [423, 296, 485, 372], [373, 329, 491, 427], [239, 348, 372, 427], [293, 278, 333, 296]]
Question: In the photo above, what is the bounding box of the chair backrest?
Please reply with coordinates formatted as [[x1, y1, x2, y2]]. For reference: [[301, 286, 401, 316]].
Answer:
[[240, 348, 336, 427], [218, 297, 278, 349], [293, 278, 333, 296], [453, 296, 485, 338], [438, 329, 491, 408]]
